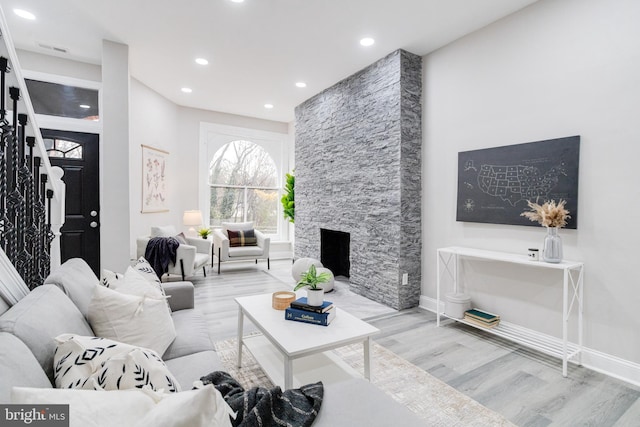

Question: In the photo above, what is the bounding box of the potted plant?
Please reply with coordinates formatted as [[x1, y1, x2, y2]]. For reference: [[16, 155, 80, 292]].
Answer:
[[293, 264, 331, 306], [198, 227, 211, 239], [520, 199, 570, 263]]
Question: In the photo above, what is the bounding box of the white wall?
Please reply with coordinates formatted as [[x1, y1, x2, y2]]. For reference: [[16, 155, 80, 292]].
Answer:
[[128, 87, 290, 258], [423, 0, 640, 370], [129, 79, 179, 257], [16, 49, 101, 82]]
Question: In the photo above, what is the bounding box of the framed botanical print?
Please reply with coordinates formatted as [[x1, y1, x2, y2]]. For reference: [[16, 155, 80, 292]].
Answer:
[[141, 145, 169, 213]]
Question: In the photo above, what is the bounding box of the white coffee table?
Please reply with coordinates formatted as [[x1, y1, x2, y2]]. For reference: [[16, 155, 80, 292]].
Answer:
[[235, 293, 379, 389]]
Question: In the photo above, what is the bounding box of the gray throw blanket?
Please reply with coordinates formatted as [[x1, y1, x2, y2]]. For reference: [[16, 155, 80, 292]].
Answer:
[[200, 371, 323, 427], [144, 237, 180, 279]]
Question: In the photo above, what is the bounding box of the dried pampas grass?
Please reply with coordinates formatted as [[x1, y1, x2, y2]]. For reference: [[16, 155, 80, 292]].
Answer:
[[521, 199, 571, 228]]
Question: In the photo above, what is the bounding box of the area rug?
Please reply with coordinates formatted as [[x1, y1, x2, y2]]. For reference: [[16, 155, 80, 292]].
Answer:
[[214, 337, 515, 427]]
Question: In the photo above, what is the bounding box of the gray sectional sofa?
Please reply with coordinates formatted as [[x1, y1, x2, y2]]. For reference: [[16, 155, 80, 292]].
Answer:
[[0, 258, 424, 426]]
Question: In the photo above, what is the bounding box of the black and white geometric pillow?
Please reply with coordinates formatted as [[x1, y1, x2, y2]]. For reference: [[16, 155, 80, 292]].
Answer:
[[54, 334, 180, 393]]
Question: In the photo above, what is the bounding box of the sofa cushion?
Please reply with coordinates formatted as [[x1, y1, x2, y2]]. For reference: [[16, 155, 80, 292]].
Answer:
[[12, 384, 234, 427], [54, 334, 180, 393], [0, 332, 52, 403], [164, 351, 224, 390], [314, 378, 425, 427], [163, 309, 213, 360], [0, 285, 94, 383], [44, 258, 99, 318], [88, 285, 176, 356]]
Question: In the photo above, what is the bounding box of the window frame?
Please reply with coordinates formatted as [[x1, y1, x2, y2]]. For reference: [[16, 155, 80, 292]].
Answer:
[[199, 123, 290, 242]]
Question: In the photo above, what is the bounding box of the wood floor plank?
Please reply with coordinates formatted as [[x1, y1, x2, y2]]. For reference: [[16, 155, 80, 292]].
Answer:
[[190, 260, 640, 426]]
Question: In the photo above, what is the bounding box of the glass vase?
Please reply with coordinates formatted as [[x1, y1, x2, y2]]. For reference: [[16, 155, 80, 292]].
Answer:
[[542, 227, 563, 263]]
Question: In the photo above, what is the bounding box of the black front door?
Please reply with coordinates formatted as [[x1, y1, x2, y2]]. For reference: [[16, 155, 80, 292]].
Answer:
[[42, 129, 100, 275]]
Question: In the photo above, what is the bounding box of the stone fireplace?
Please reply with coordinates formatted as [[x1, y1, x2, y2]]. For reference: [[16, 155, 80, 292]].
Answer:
[[294, 49, 421, 310]]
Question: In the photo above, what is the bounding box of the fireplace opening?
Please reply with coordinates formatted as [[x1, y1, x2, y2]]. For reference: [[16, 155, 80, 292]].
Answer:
[[320, 229, 350, 278]]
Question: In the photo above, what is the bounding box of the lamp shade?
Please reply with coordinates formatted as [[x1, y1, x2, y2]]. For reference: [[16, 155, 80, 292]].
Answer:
[[183, 210, 203, 227]]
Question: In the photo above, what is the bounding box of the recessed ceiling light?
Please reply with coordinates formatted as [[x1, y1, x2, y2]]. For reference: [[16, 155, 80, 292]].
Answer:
[[181, 87, 193, 93], [295, 82, 307, 88], [79, 104, 91, 109], [264, 104, 274, 109], [14, 9, 36, 20], [360, 37, 375, 47], [230, 0, 245, 3], [195, 58, 209, 65]]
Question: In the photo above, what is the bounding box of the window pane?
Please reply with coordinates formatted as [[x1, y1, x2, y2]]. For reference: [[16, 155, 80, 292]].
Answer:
[[25, 79, 99, 120], [44, 138, 83, 159], [246, 189, 278, 234], [209, 140, 277, 187], [209, 187, 244, 226]]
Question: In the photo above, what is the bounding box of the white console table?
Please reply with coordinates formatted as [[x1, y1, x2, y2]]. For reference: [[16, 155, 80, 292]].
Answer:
[[436, 246, 584, 377]]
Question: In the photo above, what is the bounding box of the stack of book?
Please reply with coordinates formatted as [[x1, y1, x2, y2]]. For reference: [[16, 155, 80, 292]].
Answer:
[[464, 308, 500, 329], [285, 297, 336, 326]]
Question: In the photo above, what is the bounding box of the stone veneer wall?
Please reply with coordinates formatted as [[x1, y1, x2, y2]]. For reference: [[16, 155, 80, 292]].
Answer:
[[294, 49, 422, 310]]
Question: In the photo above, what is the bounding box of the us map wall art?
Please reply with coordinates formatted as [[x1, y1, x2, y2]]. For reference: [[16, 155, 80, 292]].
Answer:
[[456, 136, 580, 229]]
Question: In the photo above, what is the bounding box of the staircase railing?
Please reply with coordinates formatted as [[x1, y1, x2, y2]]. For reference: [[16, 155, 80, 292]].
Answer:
[[0, 6, 65, 297]]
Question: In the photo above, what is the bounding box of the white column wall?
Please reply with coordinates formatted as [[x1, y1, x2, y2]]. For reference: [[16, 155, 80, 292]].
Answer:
[[101, 40, 130, 271]]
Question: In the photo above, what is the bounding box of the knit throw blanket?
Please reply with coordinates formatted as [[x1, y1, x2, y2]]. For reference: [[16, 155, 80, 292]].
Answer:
[[144, 237, 180, 279], [200, 371, 323, 427]]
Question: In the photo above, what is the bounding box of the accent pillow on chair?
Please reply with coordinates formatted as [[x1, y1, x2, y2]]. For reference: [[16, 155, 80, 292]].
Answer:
[[227, 229, 258, 247], [53, 334, 180, 393]]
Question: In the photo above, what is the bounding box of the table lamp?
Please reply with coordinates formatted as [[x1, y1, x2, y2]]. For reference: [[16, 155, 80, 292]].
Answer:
[[183, 210, 203, 237]]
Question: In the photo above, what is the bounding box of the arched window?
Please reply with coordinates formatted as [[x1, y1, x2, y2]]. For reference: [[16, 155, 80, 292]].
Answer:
[[209, 140, 279, 233]]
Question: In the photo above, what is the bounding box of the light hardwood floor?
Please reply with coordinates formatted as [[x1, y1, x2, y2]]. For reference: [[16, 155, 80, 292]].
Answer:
[[188, 260, 640, 427]]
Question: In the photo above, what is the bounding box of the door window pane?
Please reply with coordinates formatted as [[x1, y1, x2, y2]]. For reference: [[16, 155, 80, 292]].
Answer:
[[44, 138, 83, 159]]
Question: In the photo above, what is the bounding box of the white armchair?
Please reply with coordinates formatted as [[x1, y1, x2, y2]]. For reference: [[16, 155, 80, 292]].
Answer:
[[136, 225, 212, 281], [212, 221, 270, 274]]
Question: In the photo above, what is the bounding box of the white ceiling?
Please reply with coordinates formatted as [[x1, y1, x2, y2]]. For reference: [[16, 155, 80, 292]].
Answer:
[[0, 0, 538, 123]]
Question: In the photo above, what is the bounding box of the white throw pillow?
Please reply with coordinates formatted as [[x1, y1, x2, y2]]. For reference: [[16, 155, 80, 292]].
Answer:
[[54, 334, 180, 393], [150, 225, 178, 238], [110, 267, 164, 299], [101, 259, 165, 297], [11, 384, 234, 427], [88, 284, 176, 355]]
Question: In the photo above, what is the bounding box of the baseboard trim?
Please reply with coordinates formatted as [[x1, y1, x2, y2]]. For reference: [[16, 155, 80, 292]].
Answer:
[[418, 295, 640, 388]]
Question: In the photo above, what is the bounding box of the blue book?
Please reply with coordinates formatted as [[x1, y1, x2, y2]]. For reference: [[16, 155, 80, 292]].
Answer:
[[290, 297, 334, 313], [285, 306, 336, 326]]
